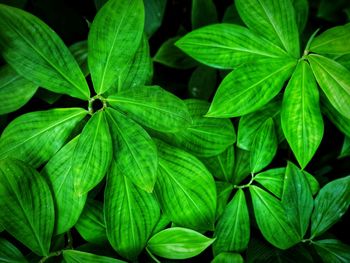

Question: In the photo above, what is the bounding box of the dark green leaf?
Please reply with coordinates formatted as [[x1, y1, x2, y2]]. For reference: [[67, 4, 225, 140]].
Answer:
[[69, 40, 89, 77], [232, 148, 251, 185], [313, 239, 350, 263], [215, 181, 233, 220], [63, 250, 126, 263], [144, 0, 167, 38], [291, 0, 309, 33], [336, 53, 350, 70], [212, 252, 244, 263], [0, 238, 28, 263], [191, 0, 218, 29], [339, 136, 350, 158], [188, 65, 217, 100]]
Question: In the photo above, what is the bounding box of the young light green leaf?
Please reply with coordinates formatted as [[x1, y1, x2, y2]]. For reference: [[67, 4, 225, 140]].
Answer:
[[147, 227, 215, 259], [291, 0, 309, 33], [0, 108, 87, 167], [73, 111, 112, 195], [188, 65, 217, 100], [75, 199, 107, 245], [63, 250, 126, 263], [191, 0, 218, 29], [254, 168, 285, 198], [213, 189, 250, 255], [250, 185, 300, 249], [207, 58, 297, 117], [106, 108, 158, 192], [281, 60, 324, 169], [215, 181, 233, 220], [212, 252, 244, 263], [310, 23, 350, 55], [41, 137, 87, 235], [69, 40, 89, 77], [232, 148, 251, 185], [104, 170, 160, 260], [250, 118, 278, 173], [308, 54, 350, 119], [0, 158, 54, 256], [311, 176, 350, 238], [144, 0, 167, 38], [0, 4, 90, 99], [88, 0, 144, 94], [313, 239, 350, 263], [235, 0, 300, 57], [176, 24, 289, 69], [107, 86, 192, 133], [154, 139, 216, 230], [0, 65, 37, 115], [0, 238, 28, 263], [282, 162, 313, 239]]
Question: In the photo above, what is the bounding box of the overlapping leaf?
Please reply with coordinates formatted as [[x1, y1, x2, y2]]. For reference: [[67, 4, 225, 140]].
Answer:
[[63, 250, 126, 263], [313, 239, 350, 263], [0, 238, 28, 263]]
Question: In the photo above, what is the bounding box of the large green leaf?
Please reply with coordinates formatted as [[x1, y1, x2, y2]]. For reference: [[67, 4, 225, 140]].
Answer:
[[310, 23, 350, 55], [311, 176, 350, 238], [0, 4, 89, 100], [313, 239, 350, 263], [282, 162, 313, 239], [88, 0, 144, 94], [72, 111, 112, 195], [250, 185, 300, 249], [308, 54, 350, 119], [212, 252, 244, 263], [0, 65, 37, 115], [0, 108, 87, 167], [206, 58, 296, 117], [281, 60, 324, 169], [176, 24, 289, 69], [235, 0, 300, 57], [107, 86, 191, 133], [191, 0, 217, 29], [154, 139, 216, 230], [104, 169, 160, 260], [106, 108, 158, 192], [75, 200, 107, 244], [0, 159, 54, 256], [213, 189, 250, 255], [41, 137, 87, 235], [291, 0, 309, 33], [0, 238, 28, 263], [147, 227, 215, 259], [63, 250, 126, 263]]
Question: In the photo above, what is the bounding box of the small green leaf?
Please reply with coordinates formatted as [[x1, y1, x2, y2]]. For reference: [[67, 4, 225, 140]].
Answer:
[[191, 0, 218, 29], [281, 60, 324, 169], [188, 65, 217, 100], [154, 139, 216, 230], [310, 23, 350, 55], [107, 86, 192, 133], [308, 54, 350, 119], [311, 176, 350, 238], [0, 4, 89, 99], [313, 239, 350, 263], [336, 53, 350, 71], [339, 136, 350, 158], [88, 0, 144, 94], [106, 108, 158, 192], [213, 189, 250, 255], [69, 41, 89, 77], [104, 170, 160, 260], [212, 252, 244, 263], [0, 108, 87, 167], [144, 0, 167, 38], [63, 250, 126, 263], [0, 238, 28, 263], [147, 227, 215, 259], [215, 181, 233, 220], [0, 159, 54, 256], [176, 24, 289, 69], [250, 118, 277, 173], [250, 185, 300, 249], [207, 58, 296, 117], [232, 148, 251, 185]]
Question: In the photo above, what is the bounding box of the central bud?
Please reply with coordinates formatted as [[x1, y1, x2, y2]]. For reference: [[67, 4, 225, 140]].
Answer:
[[88, 95, 107, 114]]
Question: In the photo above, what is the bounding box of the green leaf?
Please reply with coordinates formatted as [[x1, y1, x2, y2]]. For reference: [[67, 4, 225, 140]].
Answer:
[[106, 108, 157, 192], [41, 137, 87, 235], [282, 162, 313, 239], [75, 200, 107, 244], [311, 176, 350, 238], [176, 24, 289, 69], [250, 118, 277, 173], [72, 111, 112, 195], [63, 250, 126, 263], [69, 40, 89, 77], [151, 214, 171, 236], [0, 158, 54, 256], [250, 185, 300, 249], [336, 53, 350, 71], [144, 0, 167, 38], [339, 136, 350, 158], [147, 227, 215, 259], [88, 0, 144, 94], [0, 65, 37, 115], [310, 23, 350, 55], [281, 60, 324, 169], [191, 0, 218, 29], [215, 181, 233, 220], [107, 86, 191, 133], [153, 36, 198, 69], [206, 58, 297, 117], [232, 148, 251, 185], [222, 4, 244, 25], [104, 169, 160, 260], [0, 238, 28, 263], [212, 252, 244, 263], [308, 54, 350, 119], [154, 139, 216, 230], [291, 0, 309, 33], [188, 65, 217, 100], [235, 0, 300, 57], [213, 189, 250, 255], [0, 108, 87, 167], [0, 4, 90, 100], [313, 239, 350, 263]]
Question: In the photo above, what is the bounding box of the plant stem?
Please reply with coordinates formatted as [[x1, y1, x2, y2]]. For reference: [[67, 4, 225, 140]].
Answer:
[[39, 251, 62, 263], [234, 173, 255, 189]]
